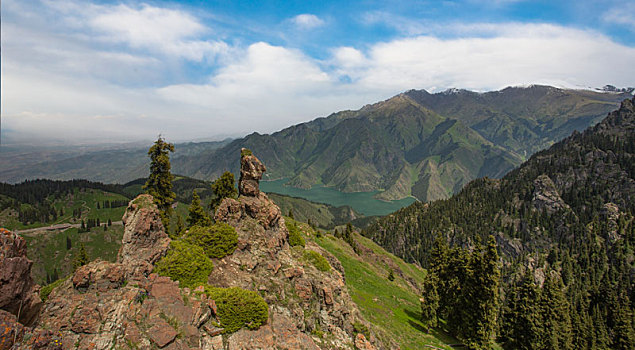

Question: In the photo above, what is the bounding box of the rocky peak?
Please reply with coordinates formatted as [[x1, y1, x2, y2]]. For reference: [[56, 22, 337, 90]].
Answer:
[[239, 148, 267, 196], [117, 194, 170, 278], [0, 228, 42, 326], [532, 174, 569, 214]]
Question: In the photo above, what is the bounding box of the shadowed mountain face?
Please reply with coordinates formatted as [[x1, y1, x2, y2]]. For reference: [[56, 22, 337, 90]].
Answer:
[[174, 86, 630, 202]]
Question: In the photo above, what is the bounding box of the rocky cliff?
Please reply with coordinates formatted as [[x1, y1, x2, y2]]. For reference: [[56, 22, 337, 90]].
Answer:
[[1, 151, 378, 349]]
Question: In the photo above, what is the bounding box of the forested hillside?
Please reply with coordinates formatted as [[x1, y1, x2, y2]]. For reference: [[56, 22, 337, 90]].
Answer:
[[364, 97, 635, 349]]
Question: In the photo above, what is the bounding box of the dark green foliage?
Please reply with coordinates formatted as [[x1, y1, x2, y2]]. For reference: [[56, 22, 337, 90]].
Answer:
[[303, 250, 331, 272], [352, 322, 371, 340], [240, 148, 253, 157], [40, 276, 68, 302], [154, 240, 214, 289], [365, 98, 635, 349], [205, 286, 268, 333], [185, 223, 238, 259], [387, 269, 395, 282], [187, 190, 212, 228], [144, 137, 176, 229], [66, 236, 72, 250], [429, 235, 500, 349], [420, 272, 439, 331], [73, 243, 89, 270], [286, 220, 305, 247], [210, 171, 238, 211]]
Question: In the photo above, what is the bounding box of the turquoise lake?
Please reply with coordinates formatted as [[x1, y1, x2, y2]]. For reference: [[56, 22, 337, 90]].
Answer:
[[260, 179, 416, 217]]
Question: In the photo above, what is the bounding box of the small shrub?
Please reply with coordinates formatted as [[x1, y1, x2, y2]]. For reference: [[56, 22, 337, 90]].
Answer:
[[353, 322, 371, 340], [40, 276, 68, 302], [303, 250, 331, 272], [205, 286, 269, 333], [185, 223, 238, 259], [286, 220, 305, 248], [240, 148, 253, 157], [154, 241, 214, 289], [388, 269, 395, 281]]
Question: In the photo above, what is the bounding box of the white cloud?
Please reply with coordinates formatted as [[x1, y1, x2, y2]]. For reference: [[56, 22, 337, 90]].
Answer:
[[291, 14, 325, 30], [90, 4, 228, 61], [3, 0, 635, 145], [602, 3, 635, 31]]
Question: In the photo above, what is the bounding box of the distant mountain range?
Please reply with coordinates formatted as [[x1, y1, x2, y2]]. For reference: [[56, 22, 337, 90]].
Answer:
[[1, 85, 630, 204], [174, 85, 631, 202]]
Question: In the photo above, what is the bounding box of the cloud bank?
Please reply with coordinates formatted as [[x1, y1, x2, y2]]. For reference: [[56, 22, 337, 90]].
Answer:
[[2, 0, 634, 144]]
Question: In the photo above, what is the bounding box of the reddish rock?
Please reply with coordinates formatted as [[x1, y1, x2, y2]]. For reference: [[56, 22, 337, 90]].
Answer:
[[147, 319, 178, 348], [203, 324, 224, 337], [294, 278, 313, 301], [355, 333, 376, 350], [283, 267, 304, 279], [117, 194, 171, 278], [238, 149, 267, 196], [70, 306, 101, 334], [149, 276, 181, 303], [0, 228, 42, 326], [0, 309, 24, 350], [322, 286, 334, 305]]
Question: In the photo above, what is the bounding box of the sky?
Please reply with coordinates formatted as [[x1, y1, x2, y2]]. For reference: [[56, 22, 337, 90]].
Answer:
[[2, 0, 635, 145]]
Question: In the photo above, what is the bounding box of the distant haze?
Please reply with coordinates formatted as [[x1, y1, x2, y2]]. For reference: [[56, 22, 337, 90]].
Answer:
[[2, 0, 635, 145]]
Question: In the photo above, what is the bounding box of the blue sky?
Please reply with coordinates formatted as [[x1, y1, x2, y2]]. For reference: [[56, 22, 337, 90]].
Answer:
[[2, 0, 635, 144]]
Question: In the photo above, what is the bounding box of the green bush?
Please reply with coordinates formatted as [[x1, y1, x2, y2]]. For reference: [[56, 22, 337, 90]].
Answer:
[[303, 250, 331, 272], [154, 241, 214, 289], [40, 276, 68, 302], [205, 286, 268, 333], [286, 220, 305, 248], [240, 148, 253, 157], [185, 223, 238, 259]]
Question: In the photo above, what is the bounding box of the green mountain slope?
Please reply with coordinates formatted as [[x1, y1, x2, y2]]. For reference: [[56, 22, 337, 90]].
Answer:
[[364, 97, 635, 348], [175, 86, 629, 203]]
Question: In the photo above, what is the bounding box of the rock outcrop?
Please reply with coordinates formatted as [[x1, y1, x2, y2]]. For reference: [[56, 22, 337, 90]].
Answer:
[[212, 151, 378, 349], [238, 148, 267, 196], [7, 151, 379, 349], [531, 174, 569, 213], [0, 228, 42, 326], [11, 196, 228, 350], [118, 194, 171, 278]]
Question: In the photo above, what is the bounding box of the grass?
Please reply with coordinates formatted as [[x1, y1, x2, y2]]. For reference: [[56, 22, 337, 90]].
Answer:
[[315, 232, 457, 350], [22, 225, 124, 285]]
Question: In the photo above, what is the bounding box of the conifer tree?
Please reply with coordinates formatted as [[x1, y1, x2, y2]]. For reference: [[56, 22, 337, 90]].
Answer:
[[66, 236, 72, 250], [502, 274, 542, 350], [540, 274, 573, 350], [144, 136, 175, 229], [187, 190, 212, 228], [73, 243, 89, 270], [420, 272, 440, 332], [210, 171, 237, 211]]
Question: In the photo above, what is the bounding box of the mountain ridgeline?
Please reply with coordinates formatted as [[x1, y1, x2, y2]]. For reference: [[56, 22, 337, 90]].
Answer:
[[174, 86, 630, 202], [364, 97, 635, 348]]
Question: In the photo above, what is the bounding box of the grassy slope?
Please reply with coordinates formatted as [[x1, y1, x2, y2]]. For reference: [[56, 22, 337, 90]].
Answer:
[[289, 219, 458, 349], [22, 225, 123, 285], [0, 188, 129, 230]]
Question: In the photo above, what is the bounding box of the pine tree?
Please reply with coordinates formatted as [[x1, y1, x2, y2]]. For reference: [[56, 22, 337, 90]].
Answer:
[[66, 236, 72, 250], [467, 235, 500, 349], [143, 136, 176, 229], [502, 273, 542, 350], [612, 293, 635, 350], [210, 171, 238, 211], [107, 218, 112, 226], [420, 272, 440, 331], [175, 215, 184, 237], [288, 209, 294, 220], [73, 243, 89, 270], [187, 190, 212, 229], [540, 274, 573, 350]]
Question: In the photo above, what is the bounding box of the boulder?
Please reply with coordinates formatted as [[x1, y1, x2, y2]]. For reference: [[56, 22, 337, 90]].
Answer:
[[0, 228, 42, 326], [117, 194, 171, 278]]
